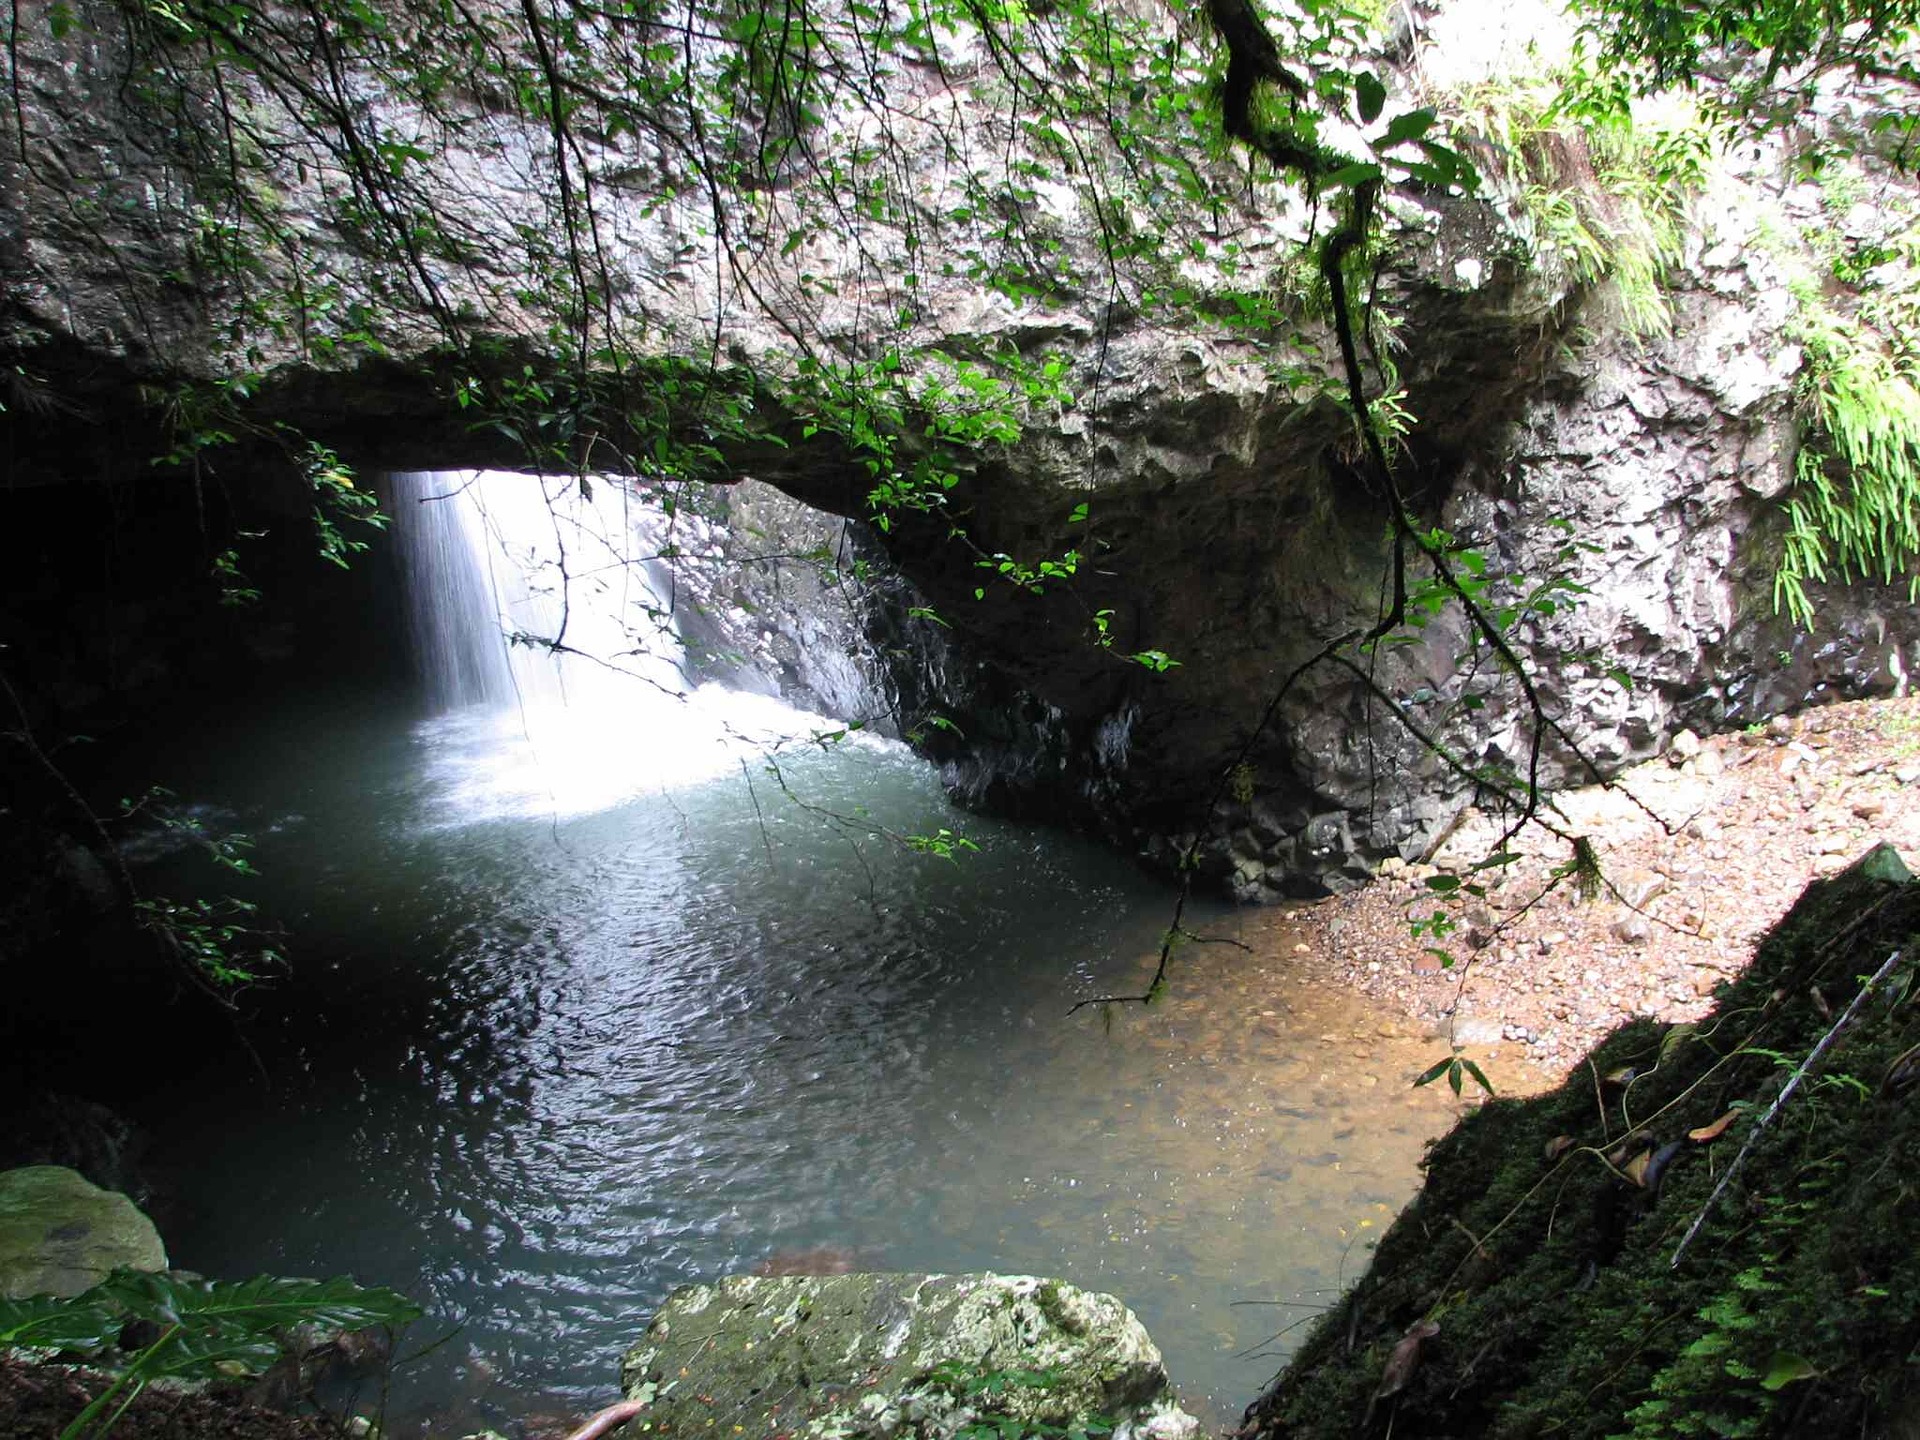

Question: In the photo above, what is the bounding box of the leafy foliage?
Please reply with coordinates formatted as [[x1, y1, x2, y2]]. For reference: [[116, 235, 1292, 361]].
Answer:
[[306, 442, 389, 569], [2, 1269, 420, 1440], [1772, 163, 1920, 624], [112, 789, 283, 989], [924, 1361, 1117, 1440], [1576, 0, 1920, 121], [1441, 70, 1708, 340], [1411, 1049, 1495, 1097], [1776, 299, 1920, 623]]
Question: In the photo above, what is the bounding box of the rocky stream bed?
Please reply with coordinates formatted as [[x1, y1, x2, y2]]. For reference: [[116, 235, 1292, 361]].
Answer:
[[1255, 693, 1920, 1095]]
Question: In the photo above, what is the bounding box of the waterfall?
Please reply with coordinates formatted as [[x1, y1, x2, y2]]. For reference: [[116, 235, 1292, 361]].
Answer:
[[387, 470, 824, 819]]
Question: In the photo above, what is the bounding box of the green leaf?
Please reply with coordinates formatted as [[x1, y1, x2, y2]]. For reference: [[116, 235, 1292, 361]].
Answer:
[[1322, 162, 1382, 190], [1760, 1351, 1819, 1391], [98, 1271, 420, 1346], [1380, 108, 1437, 147], [1413, 1054, 1454, 1088], [0, 1294, 123, 1351], [1356, 72, 1386, 126]]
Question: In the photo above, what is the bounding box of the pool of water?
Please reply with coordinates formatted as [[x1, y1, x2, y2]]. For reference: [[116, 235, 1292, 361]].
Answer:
[[117, 686, 1465, 1437]]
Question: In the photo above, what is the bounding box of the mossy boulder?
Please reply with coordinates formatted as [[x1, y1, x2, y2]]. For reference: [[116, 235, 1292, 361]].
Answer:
[[0, 1165, 166, 1300], [1242, 843, 1920, 1438], [618, 1272, 1199, 1438]]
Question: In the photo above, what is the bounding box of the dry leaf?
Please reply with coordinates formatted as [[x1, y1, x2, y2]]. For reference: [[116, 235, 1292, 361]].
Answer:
[[1603, 1066, 1638, 1087], [1622, 1148, 1653, 1187], [1606, 1132, 1650, 1168], [1544, 1135, 1575, 1161], [1374, 1318, 1441, 1400], [1688, 1111, 1738, 1143]]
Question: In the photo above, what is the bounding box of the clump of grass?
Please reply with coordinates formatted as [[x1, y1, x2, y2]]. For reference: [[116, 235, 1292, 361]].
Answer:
[[1773, 161, 1920, 627]]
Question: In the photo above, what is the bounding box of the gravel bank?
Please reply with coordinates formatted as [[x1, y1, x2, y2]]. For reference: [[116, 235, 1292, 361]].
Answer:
[[1270, 695, 1920, 1092]]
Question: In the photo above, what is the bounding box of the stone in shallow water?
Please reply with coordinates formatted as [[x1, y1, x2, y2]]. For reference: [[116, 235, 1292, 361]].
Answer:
[[0, 1164, 167, 1299], [619, 1272, 1199, 1439]]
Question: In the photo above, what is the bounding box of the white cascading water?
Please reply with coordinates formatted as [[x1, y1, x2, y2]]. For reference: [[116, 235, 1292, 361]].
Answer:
[[388, 470, 830, 820]]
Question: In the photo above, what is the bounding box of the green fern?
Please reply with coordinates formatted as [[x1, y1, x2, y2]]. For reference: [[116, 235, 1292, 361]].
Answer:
[[1774, 303, 1920, 626], [1445, 79, 1705, 343]]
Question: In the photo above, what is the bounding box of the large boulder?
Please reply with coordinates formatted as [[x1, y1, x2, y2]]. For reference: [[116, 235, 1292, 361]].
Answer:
[[619, 1272, 1199, 1439], [0, 1165, 166, 1300]]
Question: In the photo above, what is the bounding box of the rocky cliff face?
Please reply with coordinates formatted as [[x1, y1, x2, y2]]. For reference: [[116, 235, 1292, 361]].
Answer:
[[4, 0, 1916, 899]]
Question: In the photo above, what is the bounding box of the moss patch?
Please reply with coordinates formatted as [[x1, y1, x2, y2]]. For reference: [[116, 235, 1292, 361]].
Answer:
[[1244, 844, 1920, 1439]]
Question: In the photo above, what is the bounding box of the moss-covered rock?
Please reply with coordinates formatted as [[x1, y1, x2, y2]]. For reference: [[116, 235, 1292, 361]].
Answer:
[[0, 1165, 166, 1300], [618, 1273, 1199, 1438], [1242, 843, 1920, 1439]]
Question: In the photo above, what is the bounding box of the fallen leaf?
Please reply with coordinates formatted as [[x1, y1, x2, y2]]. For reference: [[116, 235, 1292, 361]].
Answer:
[[1606, 1133, 1650, 1168], [1374, 1319, 1441, 1400], [1603, 1066, 1638, 1087], [1622, 1149, 1653, 1187], [1688, 1111, 1738, 1143], [1544, 1135, 1575, 1161]]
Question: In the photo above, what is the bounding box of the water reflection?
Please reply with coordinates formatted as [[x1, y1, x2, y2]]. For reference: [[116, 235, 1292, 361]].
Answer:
[[123, 706, 1467, 1438]]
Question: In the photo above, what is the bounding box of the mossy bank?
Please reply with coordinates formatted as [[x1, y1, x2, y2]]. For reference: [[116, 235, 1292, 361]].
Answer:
[[1243, 844, 1920, 1438]]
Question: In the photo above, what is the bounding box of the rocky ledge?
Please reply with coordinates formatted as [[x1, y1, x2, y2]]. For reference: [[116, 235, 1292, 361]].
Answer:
[[8, 0, 1920, 900]]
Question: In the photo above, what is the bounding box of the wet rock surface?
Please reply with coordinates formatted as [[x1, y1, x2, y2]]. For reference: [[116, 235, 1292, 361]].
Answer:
[[619, 1273, 1199, 1439], [651, 480, 905, 729]]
